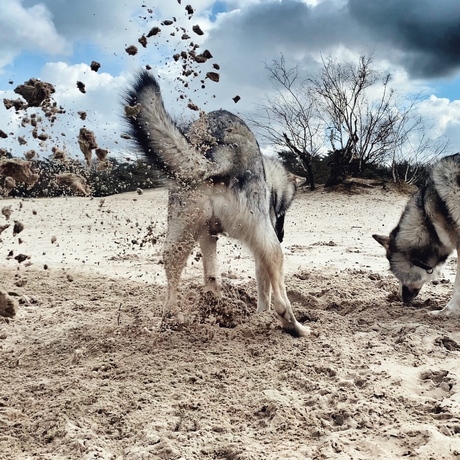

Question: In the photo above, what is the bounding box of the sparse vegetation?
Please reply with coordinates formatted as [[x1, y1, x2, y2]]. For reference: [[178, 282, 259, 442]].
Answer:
[[5, 157, 163, 198]]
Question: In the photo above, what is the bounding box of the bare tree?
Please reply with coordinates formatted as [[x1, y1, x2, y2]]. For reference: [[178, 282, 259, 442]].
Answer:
[[249, 56, 324, 190], [253, 53, 440, 187], [391, 122, 450, 184], [311, 54, 427, 185]]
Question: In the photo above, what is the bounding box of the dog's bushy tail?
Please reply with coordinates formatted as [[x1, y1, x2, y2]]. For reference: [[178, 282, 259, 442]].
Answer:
[[124, 70, 212, 185]]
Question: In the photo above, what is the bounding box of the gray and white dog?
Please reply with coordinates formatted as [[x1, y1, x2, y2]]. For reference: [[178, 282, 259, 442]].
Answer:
[[374, 153, 460, 315], [124, 70, 309, 336]]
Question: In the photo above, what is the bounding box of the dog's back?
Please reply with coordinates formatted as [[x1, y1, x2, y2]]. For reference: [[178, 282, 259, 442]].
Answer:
[[431, 153, 460, 229]]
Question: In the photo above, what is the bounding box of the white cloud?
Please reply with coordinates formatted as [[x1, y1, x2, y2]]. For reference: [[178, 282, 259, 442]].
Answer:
[[418, 96, 460, 144], [0, 0, 68, 70]]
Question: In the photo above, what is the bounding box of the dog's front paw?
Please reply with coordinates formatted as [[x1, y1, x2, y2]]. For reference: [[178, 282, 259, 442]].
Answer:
[[430, 301, 460, 317]]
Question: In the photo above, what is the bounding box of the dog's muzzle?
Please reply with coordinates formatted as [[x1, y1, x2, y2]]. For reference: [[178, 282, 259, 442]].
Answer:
[[401, 285, 421, 303]]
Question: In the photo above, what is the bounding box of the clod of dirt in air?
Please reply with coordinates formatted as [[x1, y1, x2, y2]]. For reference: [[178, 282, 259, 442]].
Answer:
[[14, 254, 30, 263], [0, 149, 9, 158], [78, 111, 87, 120], [76, 81, 86, 94], [0, 224, 10, 235], [232, 95, 241, 103], [0, 130, 7, 139], [3, 177, 16, 195], [55, 173, 91, 196], [192, 25, 204, 35], [95, 148, 109, 162], [18, 136, 27, 146], [120, 133, 131, 140], [78, 128, 98, 167], [206, 72, 220, 82], [1, 206, 12, 220], [125, 45, 138, 56], [24, 150, 36, 161], [67, 274, 74, 282], [3, 99, 27, 111], [147, 26, 161, 37], [52, 146, 66, 161], [185, 5, 194, 16], [162, 20, 174, 26], [0, 289, 18, 318], [124, 104, 142, 118], [187, 102, 200, 111], [138, 35, 147, 48], [213, 63, 220, 70], [14, 78, 55, 107], [51, 236, 57, 244], [0, 159, 39, 187], [193, 50, 212, 63], [90, 61, 101, 72], [13, 221, 24, 236], [136, 188, 143, 195]]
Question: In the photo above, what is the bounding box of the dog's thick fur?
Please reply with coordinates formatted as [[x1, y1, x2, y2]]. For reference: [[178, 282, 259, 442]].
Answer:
[[124, 70, 309, 336], [373, 153, 460, 315]]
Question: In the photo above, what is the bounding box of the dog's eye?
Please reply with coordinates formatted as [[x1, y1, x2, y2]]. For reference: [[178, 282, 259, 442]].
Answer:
[[412, 259, 434, 274]]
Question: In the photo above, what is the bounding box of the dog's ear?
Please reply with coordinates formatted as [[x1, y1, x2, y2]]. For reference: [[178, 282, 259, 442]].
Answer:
[[372, 234, 390, 250]]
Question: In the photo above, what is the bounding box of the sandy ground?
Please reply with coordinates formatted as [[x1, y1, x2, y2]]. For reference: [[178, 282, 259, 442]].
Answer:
[[1, 185, 460, 459]]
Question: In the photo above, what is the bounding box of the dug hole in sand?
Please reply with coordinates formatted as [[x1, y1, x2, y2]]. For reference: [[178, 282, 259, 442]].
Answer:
[[1, 186, 460, 459]]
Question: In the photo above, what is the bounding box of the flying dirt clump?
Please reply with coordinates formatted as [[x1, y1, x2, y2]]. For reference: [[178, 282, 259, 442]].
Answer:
[[90, 61, 101, 72], [24, 150, 36, 161], [125, 45, 138, 56], [52, 146, 66, 161], [55, 173, 91, 196], [76, 81, 86, 94], [0, 159, 39, 188], [0, 289, 18, 318], [1, 206, 12, 220], [13, 221, 25, 236], [206, 72, 220, 83], [3, 177, 16, 195], [95, 148, 109, 162], [124, 104, 142, 118], [14, 78, 55, 107], [77, 128, 98, 167]]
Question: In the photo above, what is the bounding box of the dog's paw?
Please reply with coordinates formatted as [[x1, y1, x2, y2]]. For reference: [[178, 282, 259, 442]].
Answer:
[[294, 322, 311, 337], [430, 304, 460, 317]]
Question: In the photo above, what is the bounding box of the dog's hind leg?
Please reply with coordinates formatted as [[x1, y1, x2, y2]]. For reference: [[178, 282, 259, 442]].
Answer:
[[163, 231, 197, 316], [198, 228, 221, 295], [162, 195, 206, 318]]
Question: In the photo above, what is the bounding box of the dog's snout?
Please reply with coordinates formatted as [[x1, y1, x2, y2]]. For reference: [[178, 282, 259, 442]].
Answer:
[[401, 285, 421, 303]]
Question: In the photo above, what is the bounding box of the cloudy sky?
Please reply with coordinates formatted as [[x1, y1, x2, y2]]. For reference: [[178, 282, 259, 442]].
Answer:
[[1, 0, 460, 161]]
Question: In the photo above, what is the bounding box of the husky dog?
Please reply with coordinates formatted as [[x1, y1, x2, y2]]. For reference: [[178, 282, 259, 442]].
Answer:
[[124, 70, 309, 336], [373, 153, 460, 315]]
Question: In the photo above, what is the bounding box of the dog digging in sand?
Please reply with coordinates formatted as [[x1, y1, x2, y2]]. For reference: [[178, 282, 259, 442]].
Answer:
[[373, 153, 460, 315], [124, 70, 309, 336]]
